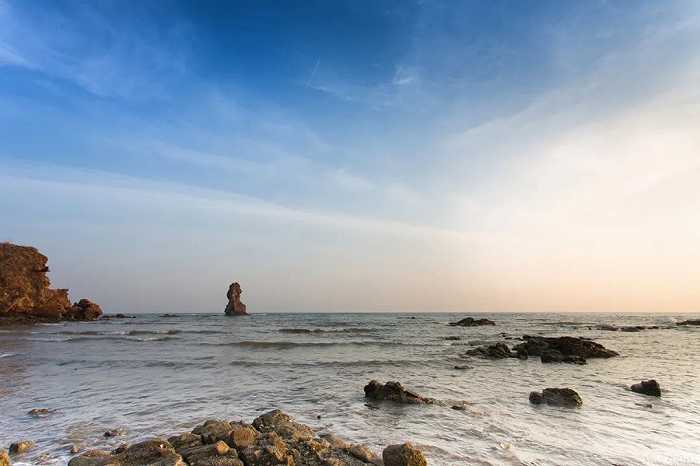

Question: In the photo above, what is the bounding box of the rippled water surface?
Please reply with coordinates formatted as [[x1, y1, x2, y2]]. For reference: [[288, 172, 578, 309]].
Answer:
[[1, 312, 700, 465]]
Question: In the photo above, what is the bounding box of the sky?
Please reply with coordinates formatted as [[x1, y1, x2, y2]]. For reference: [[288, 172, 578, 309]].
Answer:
[[1, 0, 699, 313]]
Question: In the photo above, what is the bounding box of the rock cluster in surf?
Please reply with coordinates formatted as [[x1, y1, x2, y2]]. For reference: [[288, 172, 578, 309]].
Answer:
[[0, 243, 102, 323], [68, 409, 426, 466], [224, 282, 248, 316], [448, 317, 495, 327]]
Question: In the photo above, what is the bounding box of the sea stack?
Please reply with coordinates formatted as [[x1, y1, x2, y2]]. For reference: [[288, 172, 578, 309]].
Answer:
[[224, 282, 248, 316], [0, 242, 102, 323]]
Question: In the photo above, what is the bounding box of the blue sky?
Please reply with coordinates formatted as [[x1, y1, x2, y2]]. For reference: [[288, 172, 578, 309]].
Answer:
[[2, 1, 700, 313]]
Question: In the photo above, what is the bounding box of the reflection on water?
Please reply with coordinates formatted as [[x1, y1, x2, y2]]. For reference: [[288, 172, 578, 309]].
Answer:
[[1, 312, 699, 465]]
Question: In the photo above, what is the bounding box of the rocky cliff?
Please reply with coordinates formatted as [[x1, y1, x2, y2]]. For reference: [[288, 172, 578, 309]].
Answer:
[[0, 242, 102, 323], [224, 282, 248, 316]]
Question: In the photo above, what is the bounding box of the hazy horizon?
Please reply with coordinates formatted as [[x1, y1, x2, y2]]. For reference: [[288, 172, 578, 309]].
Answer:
[[2, 1, 700, 314]]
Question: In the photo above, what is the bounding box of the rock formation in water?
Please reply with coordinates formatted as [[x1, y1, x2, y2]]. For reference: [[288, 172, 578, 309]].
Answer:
[[0, 243, 102, 323], [631, 379, 661, 397], [678, 319, 700, 326], [513, 335, 619, 362], [364, 380, 435, 405], [448, 317, 495, 327], [69, 409, 425, 466], [224, 282, 248, 316], [529, 388, 583, 408]]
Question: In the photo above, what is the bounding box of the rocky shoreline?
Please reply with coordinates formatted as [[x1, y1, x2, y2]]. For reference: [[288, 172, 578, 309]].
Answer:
[[2, 410, 427, 466]]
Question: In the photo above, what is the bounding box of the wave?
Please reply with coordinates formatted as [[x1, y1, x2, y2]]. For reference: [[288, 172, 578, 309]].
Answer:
[[278, 328, 376, 334], [228, 358, 428, 368], [65, 335, 177, 343], [201, 340, 432, 349], [0, 353, 16, 359]]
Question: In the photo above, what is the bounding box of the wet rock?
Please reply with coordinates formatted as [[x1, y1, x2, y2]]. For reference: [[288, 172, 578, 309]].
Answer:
[[111, 444, 128, 455], [69, 439, 185, 466], [167, 433, 203, 450], [678, 319, 700, 326], [228, 422, 259, 449], [9, 440, 35, 455], [177, 440, 243, 466], [101, 313, 135, 319], [540, 349, 586, 365], [448, 317, 495, 327], [192, 420, 234, 444], [464, 342, 513, 359], [453, 365, 471, 370], [239, 431, 291, 466], [443, 336, 461, 341], [104, 428, 126, 438], [514, 335, 618, 361], [382, 443, 427, 466], [224, 282, 248, 316], [28, 408, 50, 417], [0, 449, 9, 466], [364, 380, 434, 404], [252, 409, 314, 441], [529, 388, 582, 408], [0, 243, 102, 323], [631, 380, 661, 397], [69, 445, 81, 455]]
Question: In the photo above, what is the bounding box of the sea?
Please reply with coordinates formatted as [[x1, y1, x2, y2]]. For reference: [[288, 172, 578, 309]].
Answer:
[[1, 312, 699, 466]]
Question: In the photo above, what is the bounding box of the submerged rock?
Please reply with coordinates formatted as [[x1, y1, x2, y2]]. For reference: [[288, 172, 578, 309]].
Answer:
[[529, 388, 583, 408], [364, 380, 434, 404], [0, 243, 102, 323], [514, 335, 618, 362], [224, 282, 248, 316], [382, 443, 427, 466], [540, 349, 586, 365], [631, 380, 661, 397], [28, 408, 50, 417], [464, 342, 514, 359], [678, 319, 700, 326], [8, 440, 35, 455], [448, 317, 495, 327]]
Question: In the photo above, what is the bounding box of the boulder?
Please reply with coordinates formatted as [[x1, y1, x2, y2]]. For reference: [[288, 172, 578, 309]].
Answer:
[[28, 408, 50, 417], [228, 422, 259, 449], [631, 380, 661, 397], [0, 449, 9, 466], [448, 317, 495, 327], [0, 243, 102, 323], [364, 380, 434, 404], [177, 440, 242, 466], [464, 342, 514, 359], [382, 443, 427, 466], [69, 439, 186, 466], [224, 282, 248, 316], [192, 420, 234, 444], [540, 349, 586, 365], [514, 335, 618, 361], [678, 320, 700, 326], [252, 409, 314, 441], [8, 440, 35, 455], [529, 388, 582, 408]]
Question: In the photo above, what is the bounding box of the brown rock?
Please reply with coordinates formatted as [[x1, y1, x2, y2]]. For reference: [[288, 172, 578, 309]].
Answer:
[[513, 335, 618, 361], [0, 449, 10, 466], [631, 380, 661, 397], [364, 380, 434, 404], [177, 440, 243, 466], [68, 439, 186, 466], [382, 443, 427, 466], [448, 317, 495, 327], [28, 408, 50, 417], [240, 432, 292, 466], [229, 422, 259, 449], [224, 282, 248, 316], [167, 433, 203, 450], [0, 243, 102, 322], [9, 440, 35, 455], [192, 420, 233, 444], [252, 409, 314, 441], [529, 388, 583, 407]]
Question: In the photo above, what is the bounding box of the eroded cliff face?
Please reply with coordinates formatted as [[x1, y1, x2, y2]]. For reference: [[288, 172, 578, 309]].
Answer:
[[0, 243, 102, 322], [224, 282, 248, 316]]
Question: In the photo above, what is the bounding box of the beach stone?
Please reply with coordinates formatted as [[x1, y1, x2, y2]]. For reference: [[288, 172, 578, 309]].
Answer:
[[448, 317, 495, 327], [192, 420, 234, 444], [382, 443, 427, 466], [529, 388, 582, 408], [364, 380, 434, 404], [70, 439, 186, 466], [631, 380, 661, 397], [178, 440, 243, 466], [347, 444, 380, 464], [0, 450, 9, 466], [229, 422, 259, 449], [9, 440, 35, 455], [240, 432, 292, 466], [252, 409, 314, 441], [168, 432, 203, 450], [104, 428, 125, 438]]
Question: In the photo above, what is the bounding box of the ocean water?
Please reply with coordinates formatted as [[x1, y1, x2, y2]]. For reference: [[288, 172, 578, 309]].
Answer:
[[1, 312, 699, 466]]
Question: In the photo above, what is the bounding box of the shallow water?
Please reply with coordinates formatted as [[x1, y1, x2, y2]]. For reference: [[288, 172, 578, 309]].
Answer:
[[1, 312, 699, 465]]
